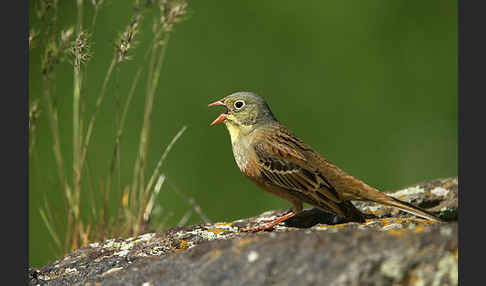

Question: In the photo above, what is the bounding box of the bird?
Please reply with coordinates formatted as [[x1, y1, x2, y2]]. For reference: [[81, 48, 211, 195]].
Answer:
[[208, 91, 443, 231]]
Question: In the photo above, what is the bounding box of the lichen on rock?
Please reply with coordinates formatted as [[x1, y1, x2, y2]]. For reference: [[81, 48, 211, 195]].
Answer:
[[29, 177, 458, 286]]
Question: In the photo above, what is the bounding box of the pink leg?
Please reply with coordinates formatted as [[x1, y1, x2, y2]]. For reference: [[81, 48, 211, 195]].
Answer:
[[241, 212, 296, 232]]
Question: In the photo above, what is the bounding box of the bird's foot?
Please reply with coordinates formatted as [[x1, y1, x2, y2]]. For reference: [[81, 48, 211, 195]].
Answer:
[[241, 211, 296, 232]]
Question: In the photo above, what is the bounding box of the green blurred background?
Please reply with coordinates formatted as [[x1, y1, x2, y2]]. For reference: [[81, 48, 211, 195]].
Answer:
[[29, 0, 457, 266]]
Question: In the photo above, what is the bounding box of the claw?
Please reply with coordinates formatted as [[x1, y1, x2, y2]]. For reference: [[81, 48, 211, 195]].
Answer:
[[241, 212, 296, 232]]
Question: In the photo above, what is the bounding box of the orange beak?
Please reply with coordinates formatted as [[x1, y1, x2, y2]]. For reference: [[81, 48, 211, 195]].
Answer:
[[208, 100, 229, 126]]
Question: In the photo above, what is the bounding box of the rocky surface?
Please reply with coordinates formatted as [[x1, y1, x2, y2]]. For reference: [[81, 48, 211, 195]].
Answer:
[[29, 177, 458, 286]]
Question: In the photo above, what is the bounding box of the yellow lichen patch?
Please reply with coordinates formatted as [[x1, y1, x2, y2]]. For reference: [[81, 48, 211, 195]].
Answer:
[[312, 222, 359, 231], [204, 223, 239, 234], [381, 218, 409, 231], [235, 237, 260, 248], [233, 237, 260, 255], [384, 217, 416, 225], [173, 239, 191, 253], [386, 229, 408, 237], [377, 217, 396, 226], [325, 223, 348, 229], [412, 224, 425, 233], [179, 240, 190, 250], [408, 273, 420, 285], [312, 224, 329, 231], [397, 217, 415, 223], [208, 249, 223, 262], [207, 228, 225, 235], [453, 248, 458, 260]]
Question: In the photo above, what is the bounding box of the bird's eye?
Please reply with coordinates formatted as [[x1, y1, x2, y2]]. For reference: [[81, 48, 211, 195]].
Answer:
[[234, 100, 245, 110]]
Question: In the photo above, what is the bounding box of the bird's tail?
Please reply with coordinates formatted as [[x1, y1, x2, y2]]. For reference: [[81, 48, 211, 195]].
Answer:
[[367, 191, 444, 222]]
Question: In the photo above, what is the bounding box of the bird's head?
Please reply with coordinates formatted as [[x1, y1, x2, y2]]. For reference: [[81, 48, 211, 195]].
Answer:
[[208, 91, 276, 130]]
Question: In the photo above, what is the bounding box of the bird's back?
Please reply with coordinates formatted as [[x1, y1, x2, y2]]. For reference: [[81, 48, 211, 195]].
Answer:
[[254, 122, 378, 202]]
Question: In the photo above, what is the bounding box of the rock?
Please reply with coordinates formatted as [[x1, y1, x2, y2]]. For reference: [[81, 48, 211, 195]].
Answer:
[[29, 177, 458, 286]]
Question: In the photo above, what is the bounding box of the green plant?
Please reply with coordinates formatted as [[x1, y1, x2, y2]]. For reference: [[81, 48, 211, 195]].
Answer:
[[29, 0, 192, 259]]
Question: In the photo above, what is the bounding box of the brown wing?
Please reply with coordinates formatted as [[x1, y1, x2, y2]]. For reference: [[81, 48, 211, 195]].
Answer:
[[252, 126, 347, 216]]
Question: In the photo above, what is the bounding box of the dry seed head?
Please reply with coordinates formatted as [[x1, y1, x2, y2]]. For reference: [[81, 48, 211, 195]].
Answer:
[[159, 0, 188, 32], [116, 14, 142, 63], [72, 31, 92, 69]]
